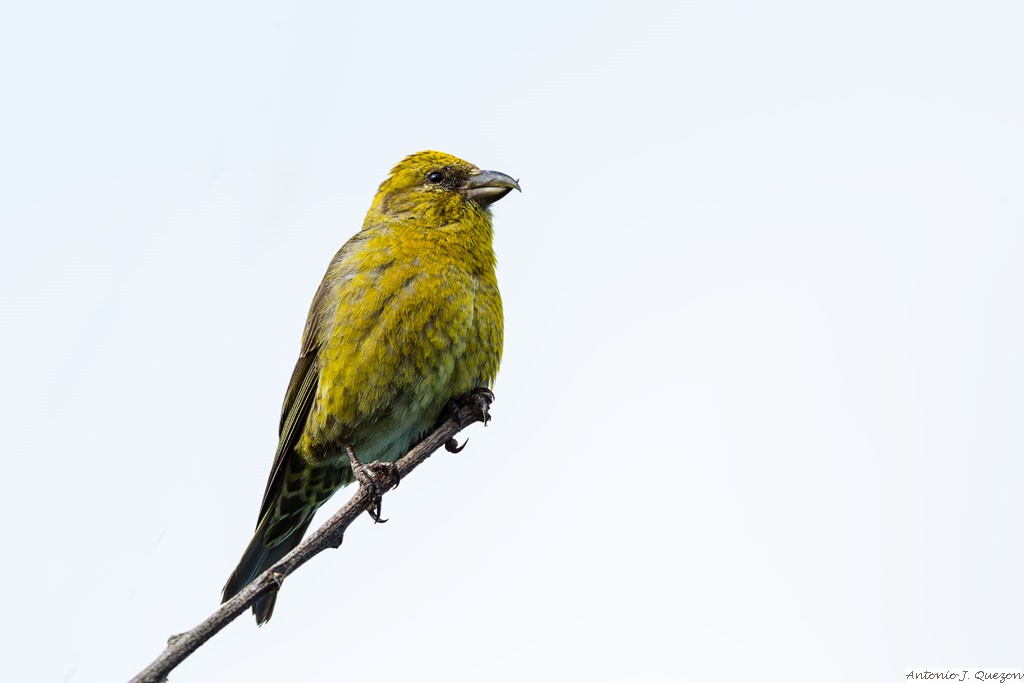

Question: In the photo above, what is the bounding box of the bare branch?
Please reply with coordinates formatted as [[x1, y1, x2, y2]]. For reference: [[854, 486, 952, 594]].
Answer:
[[128, 395, 493, 683]]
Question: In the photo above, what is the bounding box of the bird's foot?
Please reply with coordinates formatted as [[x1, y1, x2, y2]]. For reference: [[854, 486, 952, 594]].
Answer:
[[345, 445, 400, 523], [441, 387, 495, 429], [441, 388, 494, 452], [465, 387, 494, 425]]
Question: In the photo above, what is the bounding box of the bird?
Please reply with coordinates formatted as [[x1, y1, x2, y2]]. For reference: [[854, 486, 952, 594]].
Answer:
[[221, 150, 518, 624]]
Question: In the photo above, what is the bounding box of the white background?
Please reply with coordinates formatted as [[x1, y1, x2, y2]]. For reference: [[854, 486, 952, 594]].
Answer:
[[2, 1, 1023, 681]]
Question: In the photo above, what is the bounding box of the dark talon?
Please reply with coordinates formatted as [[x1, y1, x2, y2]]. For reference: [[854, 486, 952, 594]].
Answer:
[[369, 501, 387, 524], [365, 482, 387, 523], [445, 437, 468, 453]]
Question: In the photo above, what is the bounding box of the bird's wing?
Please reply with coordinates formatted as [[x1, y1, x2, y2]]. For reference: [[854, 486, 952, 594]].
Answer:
[[254, 346, 320, 527], [252, 233, 368, 528], [253, 278, 331, 525]]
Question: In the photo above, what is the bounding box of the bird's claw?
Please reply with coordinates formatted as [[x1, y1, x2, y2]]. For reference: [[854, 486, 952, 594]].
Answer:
[[467, 387, 494, 425], [445, 437, 468, 453], [346, 445, 400, 523], [440, 387, 494, 430]]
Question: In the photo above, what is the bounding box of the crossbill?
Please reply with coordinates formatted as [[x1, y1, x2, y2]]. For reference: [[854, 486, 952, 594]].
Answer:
[[221, 151, 518, 624]]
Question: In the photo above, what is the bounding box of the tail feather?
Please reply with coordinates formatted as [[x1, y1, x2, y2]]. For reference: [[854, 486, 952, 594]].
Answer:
[[224, 459, 349, 624], [222, 515, 313, 625]]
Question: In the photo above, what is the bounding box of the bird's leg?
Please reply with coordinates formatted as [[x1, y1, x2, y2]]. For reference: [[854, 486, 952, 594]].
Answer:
[[345, 445, 400, 524]]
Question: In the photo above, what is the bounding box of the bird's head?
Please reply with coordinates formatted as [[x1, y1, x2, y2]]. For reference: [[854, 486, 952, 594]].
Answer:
[[366, 151, 520, 226]]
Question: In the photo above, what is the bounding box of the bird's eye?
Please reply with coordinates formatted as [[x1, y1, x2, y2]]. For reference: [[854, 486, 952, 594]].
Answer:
[[427, 171, 444, 184]]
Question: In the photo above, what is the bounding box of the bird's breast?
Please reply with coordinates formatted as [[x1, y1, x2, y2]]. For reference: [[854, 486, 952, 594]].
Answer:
[[298, 252, 502, 465]]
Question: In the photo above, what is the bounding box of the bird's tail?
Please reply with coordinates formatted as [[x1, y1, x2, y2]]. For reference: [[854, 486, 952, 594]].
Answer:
[[222, 512, 314, 625]]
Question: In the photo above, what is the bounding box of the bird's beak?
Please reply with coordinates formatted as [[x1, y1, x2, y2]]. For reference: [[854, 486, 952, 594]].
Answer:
[[461, 169, 521, 206]]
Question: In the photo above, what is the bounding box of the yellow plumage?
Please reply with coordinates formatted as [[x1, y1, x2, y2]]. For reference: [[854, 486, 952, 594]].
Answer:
[[222, 151, 517, 623]]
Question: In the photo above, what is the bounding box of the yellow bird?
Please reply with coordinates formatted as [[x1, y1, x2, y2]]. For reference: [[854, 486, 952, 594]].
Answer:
[[222, 151, 518, 623]]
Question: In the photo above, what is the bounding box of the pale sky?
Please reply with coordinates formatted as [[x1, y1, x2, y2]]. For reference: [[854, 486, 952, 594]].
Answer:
[[2, 1, 1023, 681]]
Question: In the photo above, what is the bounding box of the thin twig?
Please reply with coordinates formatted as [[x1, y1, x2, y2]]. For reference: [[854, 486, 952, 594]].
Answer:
[[128, 396, 492, 683]]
